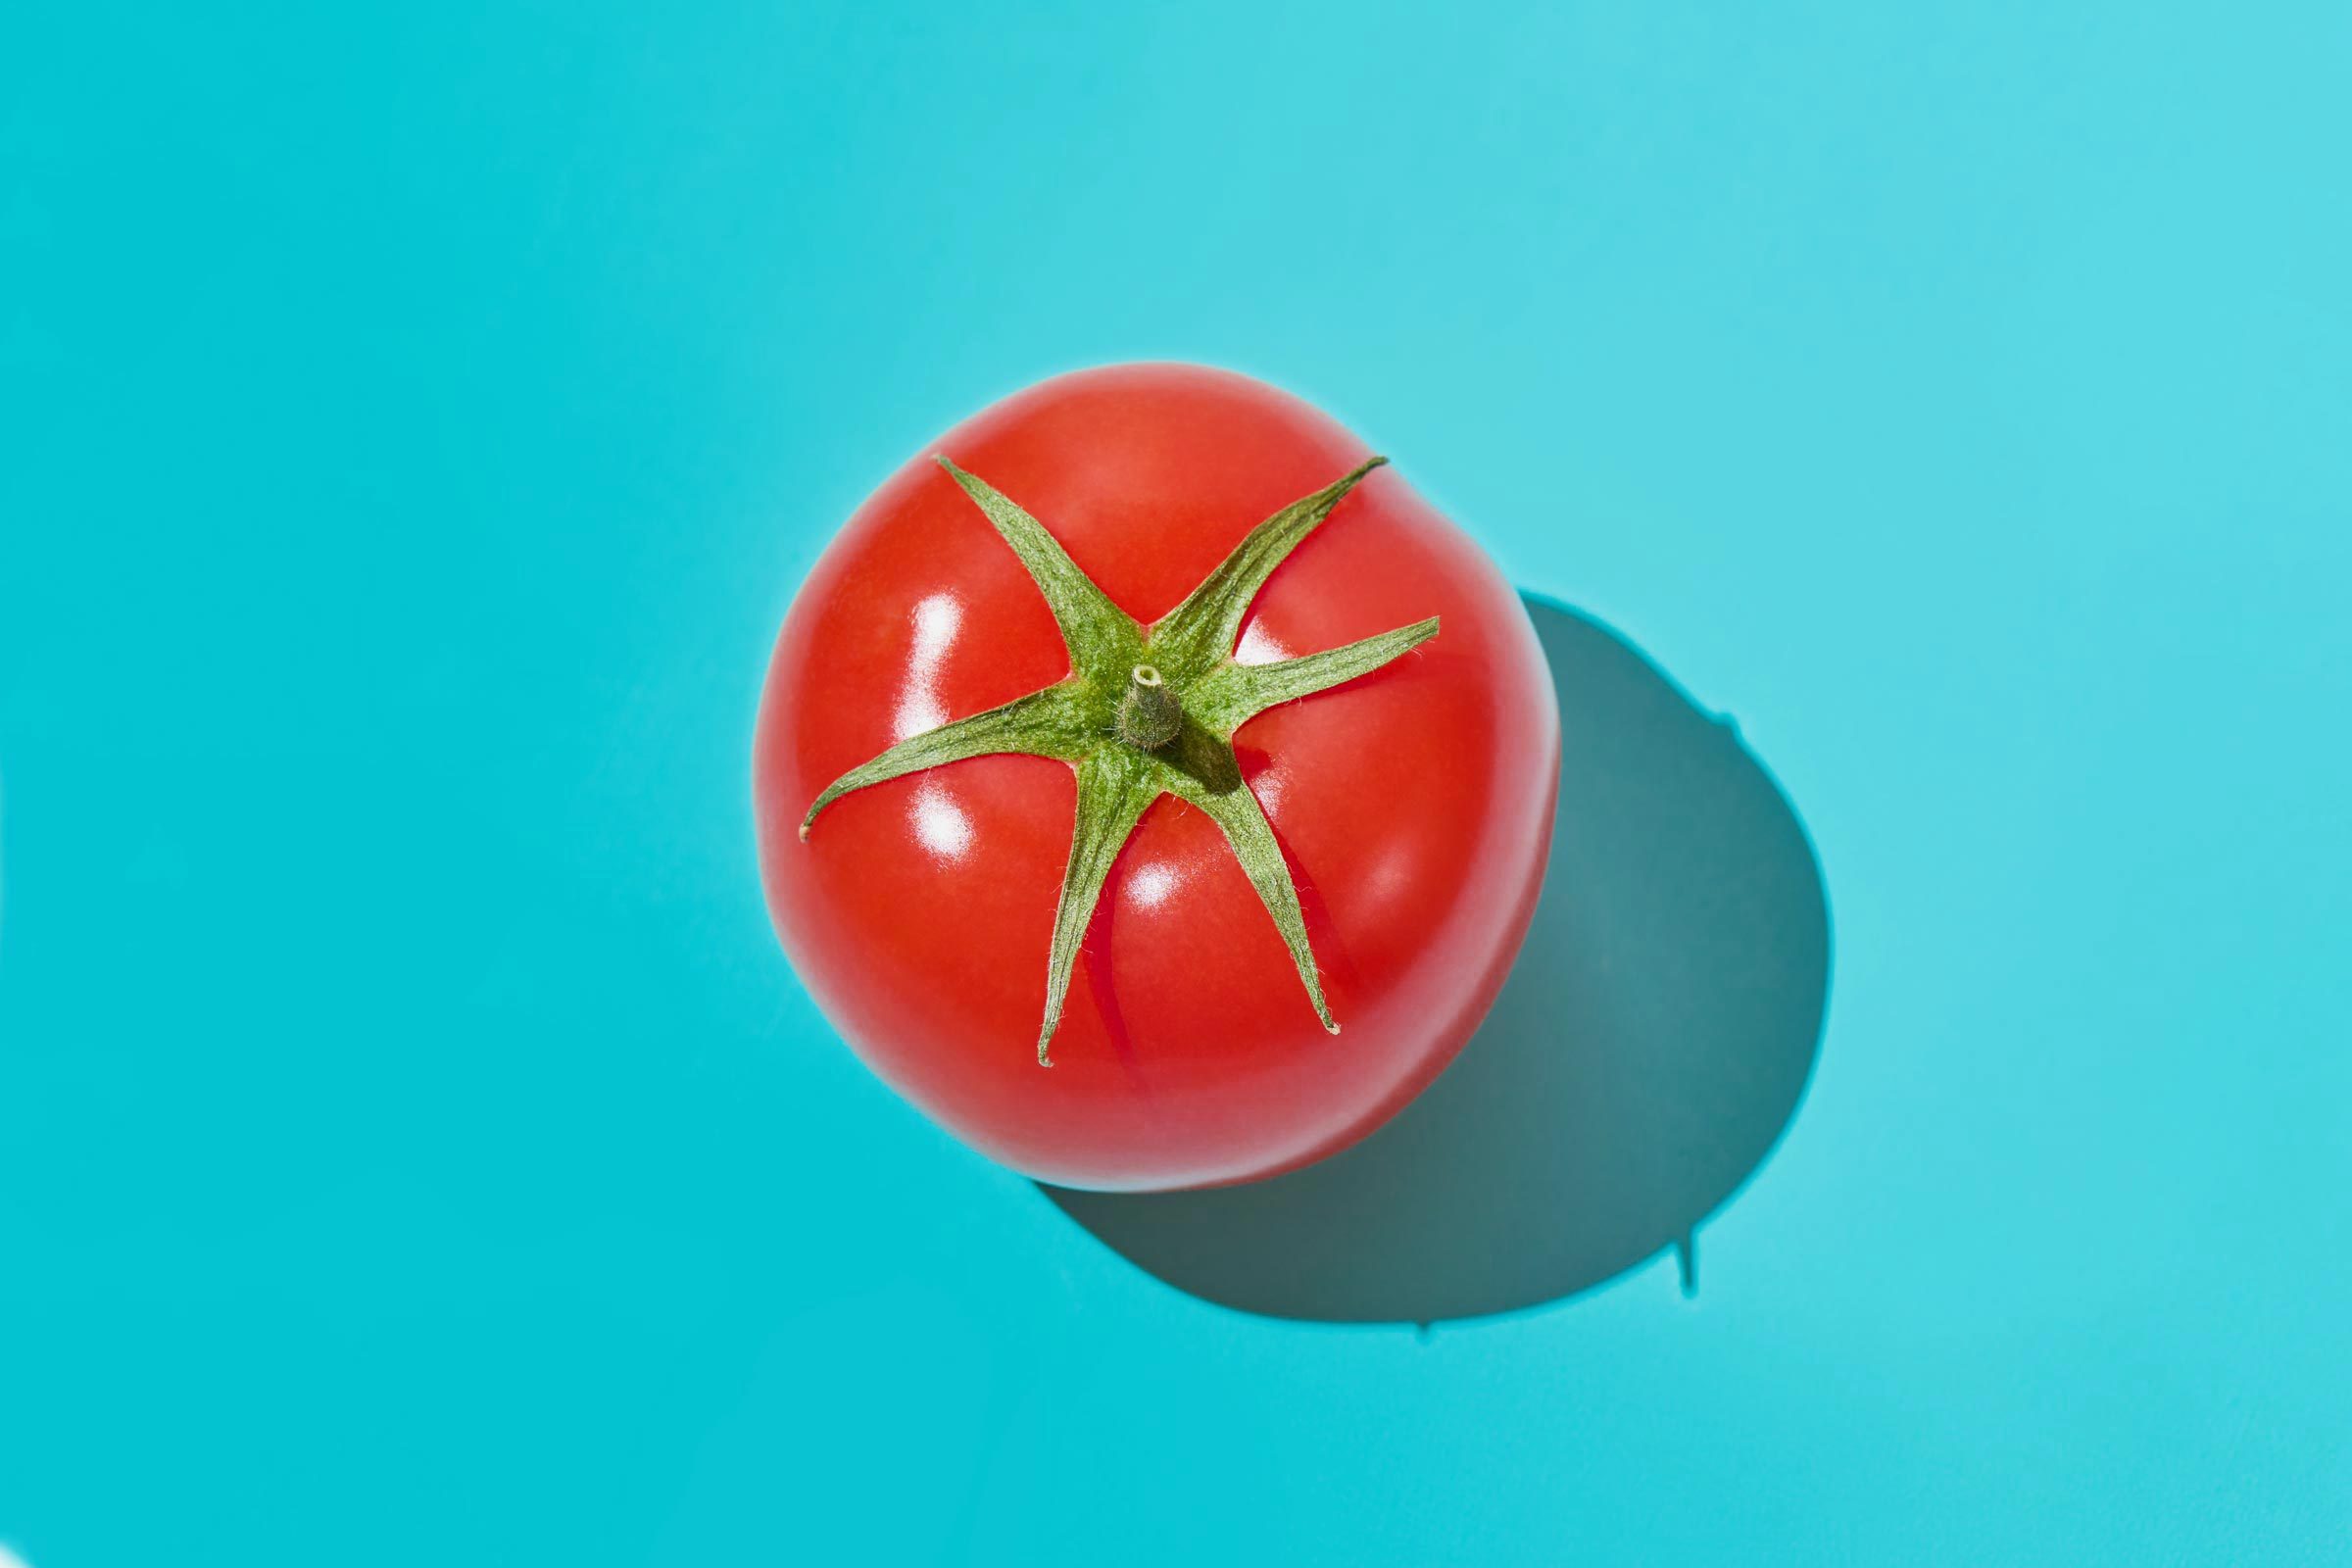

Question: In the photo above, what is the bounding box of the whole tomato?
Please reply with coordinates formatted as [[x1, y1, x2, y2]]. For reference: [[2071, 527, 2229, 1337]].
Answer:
[[754, 364, 1558, 1191]]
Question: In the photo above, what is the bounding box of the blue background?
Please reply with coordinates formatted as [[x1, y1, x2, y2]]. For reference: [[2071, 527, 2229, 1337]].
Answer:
[[4, 2, 2347, 1563]]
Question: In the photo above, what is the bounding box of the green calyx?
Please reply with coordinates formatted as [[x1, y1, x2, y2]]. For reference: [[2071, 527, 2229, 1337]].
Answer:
[[800, 453, 1440, 1065]]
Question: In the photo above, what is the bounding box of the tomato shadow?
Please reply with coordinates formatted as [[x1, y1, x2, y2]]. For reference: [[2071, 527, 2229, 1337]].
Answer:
[[1038, 594, 1831, 1325]]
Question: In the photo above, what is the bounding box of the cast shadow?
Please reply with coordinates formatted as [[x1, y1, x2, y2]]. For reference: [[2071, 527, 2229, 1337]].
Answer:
[[1040, 595, 1831, 1325]]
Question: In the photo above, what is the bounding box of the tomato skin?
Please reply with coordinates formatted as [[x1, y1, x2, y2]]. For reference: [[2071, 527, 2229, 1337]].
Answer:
[[754, 364, 1559, 1191]]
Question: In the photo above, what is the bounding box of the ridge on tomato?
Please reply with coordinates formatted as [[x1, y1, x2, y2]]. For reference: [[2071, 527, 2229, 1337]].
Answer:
[[754, 364, 1559, 1192]]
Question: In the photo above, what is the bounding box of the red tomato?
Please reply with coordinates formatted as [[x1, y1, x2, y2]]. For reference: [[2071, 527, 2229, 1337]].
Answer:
[[754, 364, 1558, 1191]]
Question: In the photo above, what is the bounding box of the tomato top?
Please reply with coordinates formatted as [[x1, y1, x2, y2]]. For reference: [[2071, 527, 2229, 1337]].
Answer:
[[755, 364, 1558, 1191]]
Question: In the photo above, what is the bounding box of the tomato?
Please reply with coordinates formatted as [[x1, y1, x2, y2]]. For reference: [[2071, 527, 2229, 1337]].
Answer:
[[753, 363, 1559, 1191]]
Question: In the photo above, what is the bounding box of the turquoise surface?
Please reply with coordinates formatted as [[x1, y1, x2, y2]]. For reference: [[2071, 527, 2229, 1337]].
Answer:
[[4, 3, 2347, 1563]]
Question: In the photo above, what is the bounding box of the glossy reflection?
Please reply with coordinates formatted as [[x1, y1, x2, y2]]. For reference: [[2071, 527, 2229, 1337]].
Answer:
[[891, 591, 963, 740], [907, 780, 974, 862], [1042, 596, 1832, 1323]]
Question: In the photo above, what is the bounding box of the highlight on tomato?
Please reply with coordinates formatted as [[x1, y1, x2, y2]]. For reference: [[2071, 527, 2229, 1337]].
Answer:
[[754, 364, 1559, 1192]]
